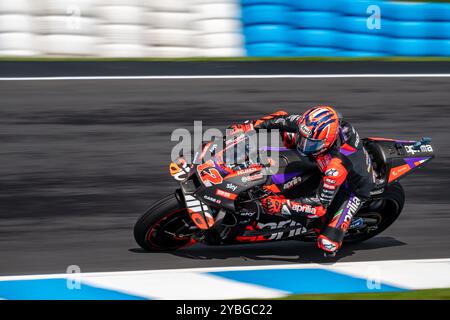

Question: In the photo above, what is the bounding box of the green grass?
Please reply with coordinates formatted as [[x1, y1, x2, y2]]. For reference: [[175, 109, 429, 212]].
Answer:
[[0, 57, 450, 62], [276, 288, 450, 300]]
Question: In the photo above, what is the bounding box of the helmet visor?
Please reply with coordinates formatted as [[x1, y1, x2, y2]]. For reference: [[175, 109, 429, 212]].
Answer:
[[297, 136, 325, 154]]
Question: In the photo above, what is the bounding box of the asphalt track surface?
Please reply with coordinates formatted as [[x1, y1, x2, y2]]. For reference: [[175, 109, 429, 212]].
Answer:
[[1, 61, 449, 77], [1, 67, 450, 276]]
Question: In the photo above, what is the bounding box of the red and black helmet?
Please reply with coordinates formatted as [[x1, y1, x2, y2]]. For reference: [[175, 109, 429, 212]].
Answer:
[[297, 106, 341, 155]]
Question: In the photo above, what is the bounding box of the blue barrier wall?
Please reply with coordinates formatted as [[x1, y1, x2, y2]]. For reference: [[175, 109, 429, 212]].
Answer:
[[241, 0, 450, 57]]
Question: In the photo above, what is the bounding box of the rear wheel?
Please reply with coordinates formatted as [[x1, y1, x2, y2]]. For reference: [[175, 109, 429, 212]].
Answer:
[[344, 182, 405, 243], [133, 193, 197, 251]]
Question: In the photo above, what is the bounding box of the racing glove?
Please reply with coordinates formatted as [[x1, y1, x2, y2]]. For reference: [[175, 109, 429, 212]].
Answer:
[[227, 110, 289, 135], [261, 196, 326, 219], [261, 196, 284, 215], [227, 121, 254, 135]]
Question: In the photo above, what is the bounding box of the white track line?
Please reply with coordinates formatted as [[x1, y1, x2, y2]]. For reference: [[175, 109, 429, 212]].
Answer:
[[0, 74, 450, 81]]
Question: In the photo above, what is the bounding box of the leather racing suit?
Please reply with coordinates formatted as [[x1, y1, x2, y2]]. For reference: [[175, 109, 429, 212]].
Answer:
[[250, 111, 375, 253]]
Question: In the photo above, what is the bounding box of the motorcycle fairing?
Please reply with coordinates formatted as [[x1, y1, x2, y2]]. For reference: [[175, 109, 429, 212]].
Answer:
[[170, 134, 434, 240], [387, 156, 432, 183], [184, 194, 215, 230], [365, 138, 435, 185], [234, 219, 308, 243], [169, 158, 190, 182]]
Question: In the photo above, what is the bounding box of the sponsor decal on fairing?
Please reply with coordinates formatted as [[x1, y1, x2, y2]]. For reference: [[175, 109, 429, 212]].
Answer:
[[226, 183, 238, 192], [241, 173, 264, 183], [282, 176, 302, 190], [257, 220, 307, 240], [215, 189, 237, 200], [405, 144, 433, 155], [203, 194, 222, 204]]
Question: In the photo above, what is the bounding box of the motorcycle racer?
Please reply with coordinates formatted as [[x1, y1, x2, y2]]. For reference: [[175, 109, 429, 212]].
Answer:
[[229, 106, 375, 255]]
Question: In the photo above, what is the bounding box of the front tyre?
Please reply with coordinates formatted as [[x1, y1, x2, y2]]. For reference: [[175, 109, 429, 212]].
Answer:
[[133, 193, 196, 251]]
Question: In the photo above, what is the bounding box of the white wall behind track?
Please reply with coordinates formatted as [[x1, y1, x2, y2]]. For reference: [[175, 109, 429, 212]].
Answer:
[[0, 0, 244, 57]]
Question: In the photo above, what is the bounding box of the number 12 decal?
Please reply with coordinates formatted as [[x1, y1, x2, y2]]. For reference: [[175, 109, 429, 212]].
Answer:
[[197, 160, 223, 187]]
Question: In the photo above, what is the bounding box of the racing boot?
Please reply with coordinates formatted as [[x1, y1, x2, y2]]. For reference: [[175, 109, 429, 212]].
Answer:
[[317, 194, 364, 255], [317, 228, 343, 256]]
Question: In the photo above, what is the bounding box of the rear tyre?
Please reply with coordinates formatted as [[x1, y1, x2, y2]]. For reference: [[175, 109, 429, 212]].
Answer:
[[133, 193, 196, 251], [344, 182, 405, 244]]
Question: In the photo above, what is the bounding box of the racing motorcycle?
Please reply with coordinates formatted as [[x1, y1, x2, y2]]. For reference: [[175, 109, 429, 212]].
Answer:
[[134, 131, 434, 252]]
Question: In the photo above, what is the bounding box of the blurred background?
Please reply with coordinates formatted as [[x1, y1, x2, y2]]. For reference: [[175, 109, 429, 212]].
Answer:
[[0, 0, 449, 58], [1, 0, 450, 281]]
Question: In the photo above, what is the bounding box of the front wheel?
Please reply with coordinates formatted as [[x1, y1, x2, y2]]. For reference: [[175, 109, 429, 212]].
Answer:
[[344, 182, 405, 244], [133, 193, 196, 251]]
